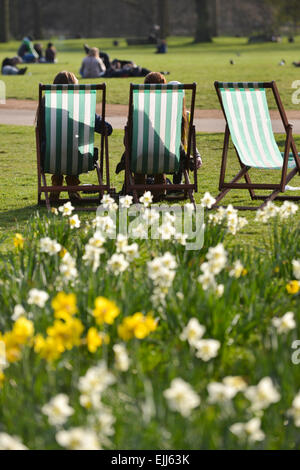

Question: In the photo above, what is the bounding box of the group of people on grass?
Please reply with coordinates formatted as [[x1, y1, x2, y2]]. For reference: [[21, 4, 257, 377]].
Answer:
[[1, 37, 57, 76], [2, 38, 166, 79], [39, 70, 201, 203]]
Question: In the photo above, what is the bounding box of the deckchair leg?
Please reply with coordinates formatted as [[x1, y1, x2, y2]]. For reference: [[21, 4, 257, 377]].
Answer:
[[212, 166, 250, 208], [41, 172, 51, 211]]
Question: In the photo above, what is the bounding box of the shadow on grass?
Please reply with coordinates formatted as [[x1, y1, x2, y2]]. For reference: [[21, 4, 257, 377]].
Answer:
[[0, 205, 47, 232]]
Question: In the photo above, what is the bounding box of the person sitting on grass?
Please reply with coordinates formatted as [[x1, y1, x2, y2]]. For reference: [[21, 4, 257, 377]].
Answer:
[[1, 57, 27, 75], [37, 70, 113, 203], [17, 37, 39, 63], [80, 47, 106, 79], [45, 43, 57, 63]]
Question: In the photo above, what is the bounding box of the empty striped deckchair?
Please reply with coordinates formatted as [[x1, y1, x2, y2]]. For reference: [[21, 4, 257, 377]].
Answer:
[[36, 83, 112, 210], [124, 83, 198, 203], [213, 81, 300, 210]]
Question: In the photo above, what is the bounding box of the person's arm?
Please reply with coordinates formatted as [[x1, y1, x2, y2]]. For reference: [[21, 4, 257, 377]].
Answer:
[[94, 114, 113, 136]]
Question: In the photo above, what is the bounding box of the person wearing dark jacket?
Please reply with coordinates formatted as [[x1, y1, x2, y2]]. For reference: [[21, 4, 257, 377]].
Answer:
[[38, 71, 113, 202], [1, 57, 27, 75]]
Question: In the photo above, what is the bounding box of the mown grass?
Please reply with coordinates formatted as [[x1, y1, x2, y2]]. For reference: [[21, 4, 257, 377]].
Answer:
[[1, 124, 300, 249], [1, 36, 300, 109]]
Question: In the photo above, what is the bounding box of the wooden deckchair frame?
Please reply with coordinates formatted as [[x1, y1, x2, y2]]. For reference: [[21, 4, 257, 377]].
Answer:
[[124, 83, 198, 204], [36, 83, 113, 211], [213, 80, 300, 210]]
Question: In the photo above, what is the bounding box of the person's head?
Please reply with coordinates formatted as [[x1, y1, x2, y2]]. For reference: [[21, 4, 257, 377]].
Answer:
[[144, 72, 166, 84], [47, 42, 54, 49], [89, 47, 99, 58], [53, 71, 78, 84], [11, 56, 21, 66]]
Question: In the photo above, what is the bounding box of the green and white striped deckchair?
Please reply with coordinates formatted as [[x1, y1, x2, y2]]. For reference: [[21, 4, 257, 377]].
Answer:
[[213, 81, 300, 210], [44, 84, 96, 175], [36, 83, 112, 209], [125, 83, 198, 203], [131, 84, 185, 174]]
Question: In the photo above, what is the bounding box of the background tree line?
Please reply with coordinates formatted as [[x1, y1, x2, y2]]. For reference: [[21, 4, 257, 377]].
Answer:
[[0, 0, 288, 44]]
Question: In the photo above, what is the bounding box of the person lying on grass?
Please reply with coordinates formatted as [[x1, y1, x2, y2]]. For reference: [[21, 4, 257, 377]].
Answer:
[[36, 70, 113, 203]]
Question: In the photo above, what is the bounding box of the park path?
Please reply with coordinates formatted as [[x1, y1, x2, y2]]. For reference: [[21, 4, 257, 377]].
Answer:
[[2, 99, 300, 134]]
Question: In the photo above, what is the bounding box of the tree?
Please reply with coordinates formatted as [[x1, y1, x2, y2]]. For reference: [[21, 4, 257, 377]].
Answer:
[[157, 0, 169, 39], [0, 0, 10, 42], [265, 0, 300, 33], [194, 0, 212, 43], [32, 0, 43, 39]]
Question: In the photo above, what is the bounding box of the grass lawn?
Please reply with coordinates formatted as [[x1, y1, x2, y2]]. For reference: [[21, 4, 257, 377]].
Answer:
[[1, 124, 300, 249], [1, 36, 300, 109]]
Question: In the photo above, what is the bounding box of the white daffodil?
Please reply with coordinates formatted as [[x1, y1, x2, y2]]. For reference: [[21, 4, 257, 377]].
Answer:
[[78, 362, 115, 397], [12, 304, 26, 321], [164, 378, 200, 417], [245, 377, 281, 412], [158, 223, 176, 240], [93, 215, 115, 235], [0, 433, 28, 450], [40, 237, 61, 255], [279, 201, 298, 219], [42, 394, 74, 427], [195, 339, 220, 362], [107, 253, 129, 275], [223, 376, 247, 393], [116, 234, 128, 253], [96, 408, 116, 437], [206, 243, 227, 275], [180, 318, 206, 347], [139, 191, 153, 207], [123, 243, 139, 262], [207, 381, 237, 404], [113, 344, 130, 372], [229, 260, 245, 279], [119, 195, 133, 209], [60, 253, 78, 280], [201, 192, 216, 209], [101, 194, 115, 209], [69, 214, 80, 229], [56, 427, 100, 450], [88, 232, 106, 249], [131, 223, 148, 239], [215, 284, 224, 298], [292, 260, 300, 280], [288, 391, 300, 427], [58, 201, 74, 217], [230, 417, 265, 443], [27, 289, 49, 308], [272, 312, 296, 334]]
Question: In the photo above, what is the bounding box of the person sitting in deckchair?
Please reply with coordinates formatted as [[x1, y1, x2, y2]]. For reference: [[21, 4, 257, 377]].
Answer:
[[37, 71, 113, 202]]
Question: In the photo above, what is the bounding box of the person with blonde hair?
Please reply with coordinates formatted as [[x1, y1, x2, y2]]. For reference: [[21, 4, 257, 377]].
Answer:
[[80, 47, 106, 78]]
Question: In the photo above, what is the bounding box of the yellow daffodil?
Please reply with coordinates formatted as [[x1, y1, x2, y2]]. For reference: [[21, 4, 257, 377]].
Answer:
[[13, 233, 24, 249], [34, 334, 64, 362], [86, 327, 109, 353], [118, 312, 158, 341], [93, 297, 120, 325], [52, 292, 77, 319], [286, 280, 300, 295]]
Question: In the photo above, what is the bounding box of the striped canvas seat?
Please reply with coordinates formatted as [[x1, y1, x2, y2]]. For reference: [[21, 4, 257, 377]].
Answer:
[[130, 84, 184, 174], [218, 82, 296, 170], [44, 84, 96, 175]]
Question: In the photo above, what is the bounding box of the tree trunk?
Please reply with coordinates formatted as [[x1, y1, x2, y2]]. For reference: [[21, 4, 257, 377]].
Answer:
[[157, 0, 169, 39], [0, 0, 10, 42], [210, 0, 219, 37], [32, 0, 43, 39], [194, 0, 212, 43]]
